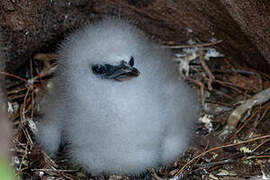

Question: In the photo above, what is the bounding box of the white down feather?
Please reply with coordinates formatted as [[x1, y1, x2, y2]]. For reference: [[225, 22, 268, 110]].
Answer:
[[37, 17, 199, 175]]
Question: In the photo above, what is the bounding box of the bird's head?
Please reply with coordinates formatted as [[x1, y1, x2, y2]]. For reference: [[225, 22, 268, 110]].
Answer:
[[59, 18, 163, 83]]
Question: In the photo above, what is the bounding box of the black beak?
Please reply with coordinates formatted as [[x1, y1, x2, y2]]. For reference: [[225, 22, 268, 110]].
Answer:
[[106, 63, 140, 81], [91, 60, 140, 81]]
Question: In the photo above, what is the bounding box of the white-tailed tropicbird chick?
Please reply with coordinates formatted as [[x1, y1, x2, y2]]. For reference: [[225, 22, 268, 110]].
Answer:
[[37, 17, 199, 175]]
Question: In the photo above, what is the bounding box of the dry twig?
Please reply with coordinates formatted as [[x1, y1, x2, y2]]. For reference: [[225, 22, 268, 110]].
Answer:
[[173, 135, 270, 178], [219, 88, 270, 141]]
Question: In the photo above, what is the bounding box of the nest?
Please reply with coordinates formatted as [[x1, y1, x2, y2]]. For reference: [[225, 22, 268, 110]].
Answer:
[[4, 40, 270, 179]]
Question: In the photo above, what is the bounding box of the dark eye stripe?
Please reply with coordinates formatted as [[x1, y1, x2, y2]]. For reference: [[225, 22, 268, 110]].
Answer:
[[92, 64, 105, 74], [129, 56, 134, 67], [104, 64, 118, 76]]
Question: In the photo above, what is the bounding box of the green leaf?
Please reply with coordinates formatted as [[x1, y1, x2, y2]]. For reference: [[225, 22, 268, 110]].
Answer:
[[0, 158, 15, 180]]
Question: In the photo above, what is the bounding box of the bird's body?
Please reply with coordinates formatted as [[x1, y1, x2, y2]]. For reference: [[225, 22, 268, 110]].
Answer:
[[37, 18, 199, 175]]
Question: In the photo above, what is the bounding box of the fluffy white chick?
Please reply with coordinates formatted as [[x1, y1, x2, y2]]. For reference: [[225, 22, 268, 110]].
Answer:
[[37, 17, 199, 175]]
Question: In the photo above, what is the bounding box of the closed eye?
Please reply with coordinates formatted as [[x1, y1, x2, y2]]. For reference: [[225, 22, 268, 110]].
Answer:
[[92, 64, 105, 74]]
